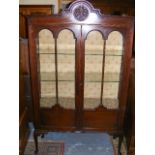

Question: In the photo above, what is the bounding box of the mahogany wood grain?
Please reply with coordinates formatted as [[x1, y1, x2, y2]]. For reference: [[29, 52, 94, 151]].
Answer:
[[19, 38, 30, 155], [27, 1, 134, 153], [124, 58, 135, 155]]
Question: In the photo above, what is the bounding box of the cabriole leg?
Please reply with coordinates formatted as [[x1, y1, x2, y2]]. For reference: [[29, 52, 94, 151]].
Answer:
[[118, 135, 123, 155], [33, 130, 39, 154]]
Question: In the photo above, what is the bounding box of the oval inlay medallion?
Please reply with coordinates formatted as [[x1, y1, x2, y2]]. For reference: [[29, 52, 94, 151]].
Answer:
[[73, 5, 89, 21]]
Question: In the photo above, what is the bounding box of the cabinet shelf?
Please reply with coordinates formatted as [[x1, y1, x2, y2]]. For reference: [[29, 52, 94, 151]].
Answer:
[[40, 72, 120, 82], [37, 49, 123, 56], [38, 52, 123, 56], [41, 80, 120, 83]]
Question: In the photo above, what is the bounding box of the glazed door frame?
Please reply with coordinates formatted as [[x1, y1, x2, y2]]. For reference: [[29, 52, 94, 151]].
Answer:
[[80, 24, 133, 132], [28, 23, 84, 130]]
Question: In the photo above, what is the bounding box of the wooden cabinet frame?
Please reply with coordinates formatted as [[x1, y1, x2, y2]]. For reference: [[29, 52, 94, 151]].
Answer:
[[28, 0, 134, 154]]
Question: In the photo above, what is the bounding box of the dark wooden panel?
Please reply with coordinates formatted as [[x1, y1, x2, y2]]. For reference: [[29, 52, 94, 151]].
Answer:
[[124, 58, 135, 155], [19, 38, 30, 155], [91, 0, 135, 16], [19, 69, 26, 118], [19, 39, 29, 74], [19, 109, 29, 155], [40, 106, 75, 128], [19, 5, 54, 38], [83, 110, 118, 131], [19, 38, 33, 121]]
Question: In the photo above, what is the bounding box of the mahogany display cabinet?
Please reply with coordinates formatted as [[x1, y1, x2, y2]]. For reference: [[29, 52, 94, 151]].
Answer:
[[27, 0, 134, 154]]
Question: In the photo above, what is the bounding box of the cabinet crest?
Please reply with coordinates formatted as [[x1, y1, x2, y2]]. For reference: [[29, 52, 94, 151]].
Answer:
[[62, 0, 102, 21]]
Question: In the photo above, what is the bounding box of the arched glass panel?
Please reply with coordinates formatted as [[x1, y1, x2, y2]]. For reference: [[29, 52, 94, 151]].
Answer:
[[84, 30, 123, 109], [103, 31, 123, 109], [84, 31, 104, 109], [57, 29, 75, 109], [37, 29, 56, 108]]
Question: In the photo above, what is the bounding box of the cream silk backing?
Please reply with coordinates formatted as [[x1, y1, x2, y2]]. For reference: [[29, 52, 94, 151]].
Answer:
[[37, 29, 123, 109]]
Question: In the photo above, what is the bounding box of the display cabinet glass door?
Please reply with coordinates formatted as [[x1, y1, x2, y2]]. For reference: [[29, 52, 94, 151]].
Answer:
[[35, 26, 124, 128], [37, 29, 75, 110], [84, 30, 123, 110]]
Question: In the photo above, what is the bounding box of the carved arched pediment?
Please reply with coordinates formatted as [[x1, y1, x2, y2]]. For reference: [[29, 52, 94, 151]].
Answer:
[[61, 0, 103, 22]]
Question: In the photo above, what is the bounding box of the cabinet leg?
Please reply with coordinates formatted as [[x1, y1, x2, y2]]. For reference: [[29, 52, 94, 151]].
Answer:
[[33, 130, 47, 153], [113, 135, 117, 139], [118, 135, 123, 155], [33, 130, 39, 154], [41, 133, 45, 138]]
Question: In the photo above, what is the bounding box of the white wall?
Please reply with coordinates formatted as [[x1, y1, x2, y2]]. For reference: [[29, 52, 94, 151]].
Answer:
[[19, 0, 58, 13]]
